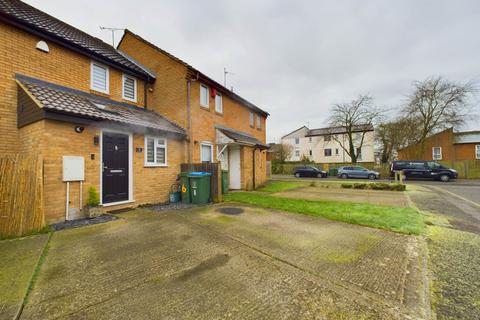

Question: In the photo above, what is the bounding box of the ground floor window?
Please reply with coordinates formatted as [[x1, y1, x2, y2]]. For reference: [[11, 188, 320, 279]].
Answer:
[[201, 142, 213, 163], [324, 149, 332, 157], [476, 145, 480, 159], [356, 147, 362, 161], [145, 136, 167, 166], [432, 147, 442, 160]]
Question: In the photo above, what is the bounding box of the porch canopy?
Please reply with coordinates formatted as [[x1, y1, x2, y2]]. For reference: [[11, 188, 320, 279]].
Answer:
[[16, 74, 186, 138], [215, 124, 269, 156]]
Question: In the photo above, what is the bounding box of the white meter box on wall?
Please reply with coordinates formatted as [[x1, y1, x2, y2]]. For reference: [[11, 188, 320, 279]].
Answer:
[[63, 156, 85, 181]]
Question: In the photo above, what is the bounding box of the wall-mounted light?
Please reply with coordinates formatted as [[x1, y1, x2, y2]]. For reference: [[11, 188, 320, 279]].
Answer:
[[136, 147, 143, 153], [74, 126, 84, 133], [93, 135, 99, 145]]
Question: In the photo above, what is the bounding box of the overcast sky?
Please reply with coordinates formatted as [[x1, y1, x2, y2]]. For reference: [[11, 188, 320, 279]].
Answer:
[[26, 0, 480, 142]]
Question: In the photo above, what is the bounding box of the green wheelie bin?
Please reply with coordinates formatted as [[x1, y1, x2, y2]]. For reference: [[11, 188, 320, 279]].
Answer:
[[180, 172, 191, 204], [188, 172, 212, 204], [221, 170, 229, 194]]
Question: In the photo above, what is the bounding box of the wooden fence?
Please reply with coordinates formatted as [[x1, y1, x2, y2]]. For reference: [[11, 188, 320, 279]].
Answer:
[[180, 163, 222, 202], [0, 154, 44, 237], [272, 160, 480, 179]]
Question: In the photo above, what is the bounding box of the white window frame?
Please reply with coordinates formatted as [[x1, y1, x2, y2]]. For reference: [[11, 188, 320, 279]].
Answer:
[[432, 147, 442, 160], [476, 145, 480, 160], [256, 115, 262, 130], [90, 61, 109, 94], [200, 84, 209, 108], [200, 142, 214, 163], [249, 112, 254, 127], [215, 93, 223, 113], [122, 74, 137, 102], [295, 149, 300, 157], [144, 136, 168, 167]]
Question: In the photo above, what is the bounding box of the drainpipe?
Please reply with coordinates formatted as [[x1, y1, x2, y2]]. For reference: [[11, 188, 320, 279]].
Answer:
[[186, 80, 192, 163], [252, 147, 256, 189], [144, 76, 149, 109], [186, 72, 199, 164]]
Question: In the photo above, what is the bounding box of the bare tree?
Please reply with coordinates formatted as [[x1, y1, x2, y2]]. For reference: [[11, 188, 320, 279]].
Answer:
[[328, 95, 383, 163], [376, 118, 419, 163], [273, 143, 293, 163], [403, 76, 475, 155]]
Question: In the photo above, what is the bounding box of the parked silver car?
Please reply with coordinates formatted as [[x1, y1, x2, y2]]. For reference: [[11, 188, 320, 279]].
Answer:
[[337, 166, 380, 180]]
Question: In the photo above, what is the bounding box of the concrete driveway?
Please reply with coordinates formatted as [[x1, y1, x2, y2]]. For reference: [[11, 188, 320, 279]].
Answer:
[[18, 205, 428, 320]]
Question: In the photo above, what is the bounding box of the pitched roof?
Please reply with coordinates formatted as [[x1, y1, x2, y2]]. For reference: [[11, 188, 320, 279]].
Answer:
[[16, 74, 185, 136], [215, 125, 269, 149], [0, 0, 154, 80], [281, 126, 309, 139], [119, 29, 269, 117], [306, 124, 374, 137]]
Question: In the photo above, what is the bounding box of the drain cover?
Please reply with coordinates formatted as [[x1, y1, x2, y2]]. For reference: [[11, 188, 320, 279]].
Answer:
[[217, 207, 244, 215]]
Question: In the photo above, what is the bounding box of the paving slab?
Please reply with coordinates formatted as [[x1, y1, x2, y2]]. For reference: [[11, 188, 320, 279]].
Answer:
[[21, 207, 427, 319], [0, 234, 49, 320], [274, 187, 410, 208]]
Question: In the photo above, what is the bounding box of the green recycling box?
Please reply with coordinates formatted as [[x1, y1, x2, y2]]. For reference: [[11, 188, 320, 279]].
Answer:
[[221, 170, 229, 194], [188, 172, 212, 204], [180, 172, 191, 204]]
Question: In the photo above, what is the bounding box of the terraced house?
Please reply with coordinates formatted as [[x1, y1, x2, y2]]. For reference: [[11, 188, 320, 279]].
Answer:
[[0, 0, 268, 226], [118, 30, 269, 190]]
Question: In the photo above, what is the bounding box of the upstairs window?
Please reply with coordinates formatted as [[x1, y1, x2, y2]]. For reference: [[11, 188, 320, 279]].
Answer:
[[145, 136, 167, 166], [249, 112, 254, 127], [257, 115, 262, 130], [295, 138, 300, 144], [324, 135, 332, 142], [215, 93, 223, 113], [90, 62, 109, 94], [432, 147, 442, 160], [200, 84, 209, 108], [122, 74, 137, 102]]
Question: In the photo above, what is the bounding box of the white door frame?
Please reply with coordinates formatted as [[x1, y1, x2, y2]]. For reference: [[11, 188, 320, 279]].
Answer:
[[99, 129, 134, 206]]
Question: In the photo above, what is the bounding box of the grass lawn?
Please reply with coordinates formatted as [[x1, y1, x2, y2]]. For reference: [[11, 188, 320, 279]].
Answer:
[[224, 192, 425, 235], [256, 180, 309, 193]]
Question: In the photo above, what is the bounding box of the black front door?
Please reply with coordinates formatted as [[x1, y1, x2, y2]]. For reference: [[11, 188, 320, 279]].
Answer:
[[102, 132, 129, 204]]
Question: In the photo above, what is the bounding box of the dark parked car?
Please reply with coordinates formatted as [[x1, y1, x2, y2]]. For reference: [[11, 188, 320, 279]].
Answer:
[[337, 166, 380, 180], [390, 160, 457, 182], [293, 166, 327, 178]]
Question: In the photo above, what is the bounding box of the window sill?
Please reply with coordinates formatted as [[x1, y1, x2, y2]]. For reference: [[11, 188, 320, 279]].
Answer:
[[200, 105, 210, 110], [90, 88, 110, 96], [215, 111, 224, 116], [122, 96, 137, 103], [144, 164, 168, 168], [102, 199, 135, 207]]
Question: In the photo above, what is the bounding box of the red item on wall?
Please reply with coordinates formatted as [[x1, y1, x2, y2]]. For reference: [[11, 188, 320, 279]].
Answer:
[[211, 88, 217, 98]]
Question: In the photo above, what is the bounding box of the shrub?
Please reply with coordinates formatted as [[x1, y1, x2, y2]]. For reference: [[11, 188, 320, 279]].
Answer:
[[341, 182, 405, 191], [86, 186, 100, 206]]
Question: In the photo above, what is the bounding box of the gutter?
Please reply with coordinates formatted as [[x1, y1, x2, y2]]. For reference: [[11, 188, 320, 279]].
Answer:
[[0, 15, 151, 81]]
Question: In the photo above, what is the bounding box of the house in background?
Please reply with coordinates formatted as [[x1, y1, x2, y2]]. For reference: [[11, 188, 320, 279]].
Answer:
[[0, 0, 187, 224], [281, 125, 375, 164], [117, 30, 269, 190], [398, 128, 480, 161]]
